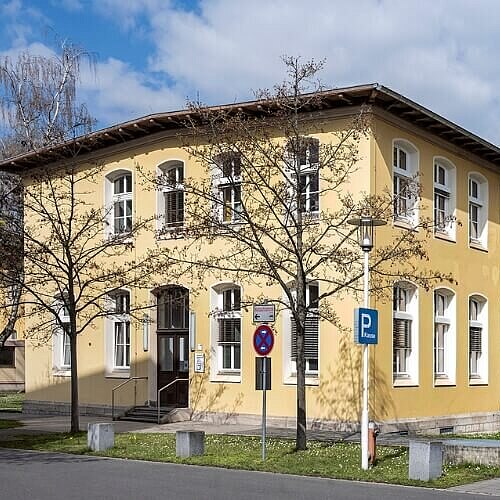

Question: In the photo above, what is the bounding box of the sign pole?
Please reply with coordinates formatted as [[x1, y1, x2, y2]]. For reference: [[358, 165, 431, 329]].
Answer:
[[361, 250, 369, 470], [262, 357, 267, 461]]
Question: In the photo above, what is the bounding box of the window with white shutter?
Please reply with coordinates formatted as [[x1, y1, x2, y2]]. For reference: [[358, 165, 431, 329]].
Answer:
[[392, 282, 418, 385], [289, 282, 319, 374], [213, 285, 241, 372], [157, 161, 185, 235], [469, 296, 488, 383]]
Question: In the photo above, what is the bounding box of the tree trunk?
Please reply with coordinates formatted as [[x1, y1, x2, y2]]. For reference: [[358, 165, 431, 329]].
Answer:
[[69, 330, 79, 433], [296, 319, 307, 450]]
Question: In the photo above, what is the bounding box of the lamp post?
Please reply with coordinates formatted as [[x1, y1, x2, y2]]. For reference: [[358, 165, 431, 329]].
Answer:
[[348, 215, 386, 470]]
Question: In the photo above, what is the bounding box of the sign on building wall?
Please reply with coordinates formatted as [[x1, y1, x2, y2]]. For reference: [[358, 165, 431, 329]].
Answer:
[[253, 304, 275, 323], [354, 308, 378, 345], [194, 352, 205, 373]]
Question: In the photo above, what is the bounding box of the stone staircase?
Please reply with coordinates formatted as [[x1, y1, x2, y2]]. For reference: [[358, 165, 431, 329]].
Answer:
[[119, 405, 190, 424]]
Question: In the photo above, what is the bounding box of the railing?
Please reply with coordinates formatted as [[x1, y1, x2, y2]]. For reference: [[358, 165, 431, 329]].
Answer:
[[111, 376, 148, 421], [157, 378, 189, 424]]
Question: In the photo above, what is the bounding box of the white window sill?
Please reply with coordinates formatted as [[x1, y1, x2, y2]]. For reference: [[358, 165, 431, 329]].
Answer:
[[393, 218, 418, 231], [393, 376, 418, 387], [157, 227, 185, 240], [106, 369, 131, 379], [434, 231, 456, 243], [53, 369, 71, 377], [434, 376, 455, 387], [469, 377, 488, 386], [210, 372, 241, 383], [283, 375, 319, 386], [469, 240, 488, 252]]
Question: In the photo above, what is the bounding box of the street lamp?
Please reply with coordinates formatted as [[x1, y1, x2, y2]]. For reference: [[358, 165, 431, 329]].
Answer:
[[348, 214, 386, 470]]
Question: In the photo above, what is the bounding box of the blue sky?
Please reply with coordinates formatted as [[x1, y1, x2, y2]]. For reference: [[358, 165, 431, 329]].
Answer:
[[2, 0, 500, 145]]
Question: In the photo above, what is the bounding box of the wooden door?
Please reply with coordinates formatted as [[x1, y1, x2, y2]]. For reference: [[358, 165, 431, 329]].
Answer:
[[156, 286, 189, 407]]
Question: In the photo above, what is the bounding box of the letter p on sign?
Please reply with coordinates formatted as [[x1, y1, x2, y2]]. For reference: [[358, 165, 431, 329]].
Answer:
[[354, 308, 378, 345]]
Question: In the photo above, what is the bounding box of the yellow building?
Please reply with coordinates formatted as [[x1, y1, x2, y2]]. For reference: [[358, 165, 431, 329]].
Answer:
[[1, 84, 499, 433]]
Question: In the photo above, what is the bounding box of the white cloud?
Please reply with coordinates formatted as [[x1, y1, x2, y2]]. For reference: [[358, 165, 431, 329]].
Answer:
[[3, 0, 500, 143], [79, 57, 185, 126], [96, 0, 500, 142]]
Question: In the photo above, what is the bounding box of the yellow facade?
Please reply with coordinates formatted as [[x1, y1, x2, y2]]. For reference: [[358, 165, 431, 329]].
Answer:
[[13, 87, 500, 431]]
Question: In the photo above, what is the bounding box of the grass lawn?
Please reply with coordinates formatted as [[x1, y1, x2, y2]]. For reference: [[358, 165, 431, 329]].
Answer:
[[0, 432, 499, 488], [0, 392, 24, 412], [0, 419, 23, 429]]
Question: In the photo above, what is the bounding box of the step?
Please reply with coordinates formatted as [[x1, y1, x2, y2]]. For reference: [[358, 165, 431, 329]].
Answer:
[[119, 405, 190, 424]]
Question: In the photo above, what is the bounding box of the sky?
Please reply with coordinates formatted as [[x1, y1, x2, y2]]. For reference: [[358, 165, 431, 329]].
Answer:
[[2, 0, 500, 144]]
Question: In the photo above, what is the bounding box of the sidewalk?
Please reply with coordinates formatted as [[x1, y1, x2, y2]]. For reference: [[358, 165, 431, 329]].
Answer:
[[1, 412, 499, 496], [0, 411, 407, 444]]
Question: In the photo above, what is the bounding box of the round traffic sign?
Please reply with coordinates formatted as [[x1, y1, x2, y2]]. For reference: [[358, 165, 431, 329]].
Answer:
[[253, 324, 274, 356]]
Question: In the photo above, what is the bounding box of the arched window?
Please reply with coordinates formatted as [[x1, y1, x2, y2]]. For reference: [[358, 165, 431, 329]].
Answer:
[[52, 295, 71, 372], [213, 153, 242, 224], [105, 170, 133, 236], [392, 281, 418, 384], [433, 158, 456, 238], [434, 288, 456, 384], [286, 137, 320, 214], [158, 161, 184, 233], [393, 140, 418, 224], [282, 281, 320, 380], [468, 295, 488, 383], [105, 289, 131, 375], [157, 286, 189, 330], [211, 284, 242, 373], [468, 173, 488, 248]]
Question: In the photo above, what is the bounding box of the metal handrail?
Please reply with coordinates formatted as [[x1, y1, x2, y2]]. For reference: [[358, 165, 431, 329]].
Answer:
[[157, 378, 189, 424], [111, 376, 148, 421]]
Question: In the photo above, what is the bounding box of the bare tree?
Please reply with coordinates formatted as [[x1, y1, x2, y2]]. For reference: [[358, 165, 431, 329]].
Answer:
[[164, 57, 452, 450], [0, 40, 95, 158], [0, 162, 166, 433], [0, 40, 95, 347]]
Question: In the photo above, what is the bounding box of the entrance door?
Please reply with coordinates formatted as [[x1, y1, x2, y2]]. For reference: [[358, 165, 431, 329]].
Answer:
[[156, 287, 189, 407], [157, 333, 189, 407]]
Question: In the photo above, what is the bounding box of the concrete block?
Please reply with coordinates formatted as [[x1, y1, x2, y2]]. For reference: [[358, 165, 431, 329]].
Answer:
[[176, 430, 205, 458], [409, 440, 442, 481], [88, 423, 114, 451]]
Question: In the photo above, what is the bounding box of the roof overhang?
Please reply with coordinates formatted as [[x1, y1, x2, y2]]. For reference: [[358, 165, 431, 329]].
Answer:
[[1, 83, 500, 171]]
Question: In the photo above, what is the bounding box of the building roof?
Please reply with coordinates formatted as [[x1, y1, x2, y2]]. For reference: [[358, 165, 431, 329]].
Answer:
[[1, 83, 500, 171]]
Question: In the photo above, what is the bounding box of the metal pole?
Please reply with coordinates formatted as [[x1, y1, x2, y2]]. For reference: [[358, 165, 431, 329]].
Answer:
[[262, 358, 267, 461], [361, 250, 369, 470]]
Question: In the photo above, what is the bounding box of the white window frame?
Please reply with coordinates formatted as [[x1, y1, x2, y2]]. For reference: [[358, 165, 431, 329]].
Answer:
[[104, 170, 133, 238], [210, 283, 242, 383], [213, 154, 242, 224], [433, 157, 456, 239], [468, 294, 488, 384], [468, 173, 488, 249], [392, 140, 419, 225], [282, 281, 320, 385], [392, 282, 419, 386], [157, 160, 185, 235], [52, 298, 71, 375], [105, 289, 131, 377], [286, 137, 320, 217], [433, 288, 456, 385]]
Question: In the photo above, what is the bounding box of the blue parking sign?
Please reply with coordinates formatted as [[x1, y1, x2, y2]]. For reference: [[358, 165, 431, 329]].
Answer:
[[354, 308, 378, 345]]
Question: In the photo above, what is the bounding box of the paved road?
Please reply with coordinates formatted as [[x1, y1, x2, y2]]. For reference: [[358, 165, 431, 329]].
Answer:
[[0, 448, 496, 500]]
